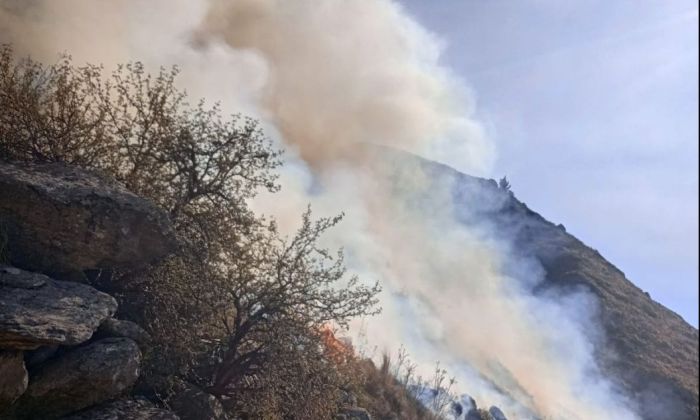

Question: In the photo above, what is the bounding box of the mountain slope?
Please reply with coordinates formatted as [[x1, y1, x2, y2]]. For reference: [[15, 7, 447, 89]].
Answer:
[[372, 147, 698, 420]]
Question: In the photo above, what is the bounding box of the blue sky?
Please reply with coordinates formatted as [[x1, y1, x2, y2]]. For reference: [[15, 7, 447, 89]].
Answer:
[[400, 0, 699, 326]]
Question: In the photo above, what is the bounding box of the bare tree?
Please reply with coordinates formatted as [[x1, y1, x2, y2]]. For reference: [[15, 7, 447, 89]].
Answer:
[[498, 176, 511, 191]]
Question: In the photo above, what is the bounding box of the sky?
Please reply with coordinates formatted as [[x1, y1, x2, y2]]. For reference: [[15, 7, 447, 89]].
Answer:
[[399, 0, 699, 326]]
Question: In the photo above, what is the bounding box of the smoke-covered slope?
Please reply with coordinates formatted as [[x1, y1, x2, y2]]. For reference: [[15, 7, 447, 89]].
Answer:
[[477, 188, 699, 420], [376, 147, 699, 420]]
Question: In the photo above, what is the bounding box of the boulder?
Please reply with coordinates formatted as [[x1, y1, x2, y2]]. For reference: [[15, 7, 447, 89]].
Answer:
[[169, 383, 224, 420], [465, 408, 482, 420], [459, 395, 482, 420], [489, 405, 508, 420], [0, 350, 27, 409], [0, 161, 177, 277], [0, 266, 117, 350], [458, 394, 476, 411], [61, 398, 179, 420], [15, 338, 141, 419], [96, 318, 152, 347]]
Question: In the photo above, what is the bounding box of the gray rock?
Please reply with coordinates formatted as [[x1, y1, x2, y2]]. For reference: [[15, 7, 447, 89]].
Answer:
[[61, 398, 179, 420], [466, 409, 482, 420], [0, 266, 117, 350], [451, 394, 480, 420], [489, 406, 508, 420], [0, 161, 177, 276], [461, 395, 481, 420], [96, 318, 152, 347], [339, 389, 358, 407], [0, 350, 27, 409], [169, 383, 224, 420], [15, 338, 141, 419], [0, 266, 45, 288], [340, 407, 371, 420], [458, 394, 476, 411]]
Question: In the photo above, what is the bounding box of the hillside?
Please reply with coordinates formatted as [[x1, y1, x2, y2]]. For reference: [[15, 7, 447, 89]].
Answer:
[[378, 148, 699, 420]]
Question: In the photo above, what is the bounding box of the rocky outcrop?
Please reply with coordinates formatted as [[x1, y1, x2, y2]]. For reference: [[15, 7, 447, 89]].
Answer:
[[0, 266, 117, 350], [0, 160, 179, 418], [96, 318, 152, 347], [0, 351, 27, 407], [0, 161, 177, 277], [61, 398, 180, 420], [14, 338, 141, 419]]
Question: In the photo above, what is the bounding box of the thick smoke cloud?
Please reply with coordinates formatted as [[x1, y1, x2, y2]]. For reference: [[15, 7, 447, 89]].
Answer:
[[194, 0, 493, 173], [1, 1, 639, 418]]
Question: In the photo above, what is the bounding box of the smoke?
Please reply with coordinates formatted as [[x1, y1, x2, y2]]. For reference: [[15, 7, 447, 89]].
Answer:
[[1, 0, 639, 418], [193, 0, 493, 173]]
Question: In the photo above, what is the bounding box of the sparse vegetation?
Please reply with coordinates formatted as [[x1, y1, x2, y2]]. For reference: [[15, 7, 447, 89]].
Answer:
[[347, 356, 435, 420], [329, 345, 465, 420], [498, 176, 511, 191], [388, 347, 457, 418]]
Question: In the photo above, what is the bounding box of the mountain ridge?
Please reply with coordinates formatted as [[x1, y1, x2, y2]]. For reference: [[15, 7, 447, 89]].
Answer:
[[367, 145, 699, 419]]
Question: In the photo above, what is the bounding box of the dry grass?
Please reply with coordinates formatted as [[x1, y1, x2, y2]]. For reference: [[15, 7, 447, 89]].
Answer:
[[348, 358, 436, 420]]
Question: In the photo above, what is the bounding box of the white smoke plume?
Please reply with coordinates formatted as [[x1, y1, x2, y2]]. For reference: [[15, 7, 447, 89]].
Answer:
[[1, 1, 639, 418]]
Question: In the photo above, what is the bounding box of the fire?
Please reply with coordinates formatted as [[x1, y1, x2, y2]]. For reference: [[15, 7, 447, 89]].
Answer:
[[320, 326, 354, 365]]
